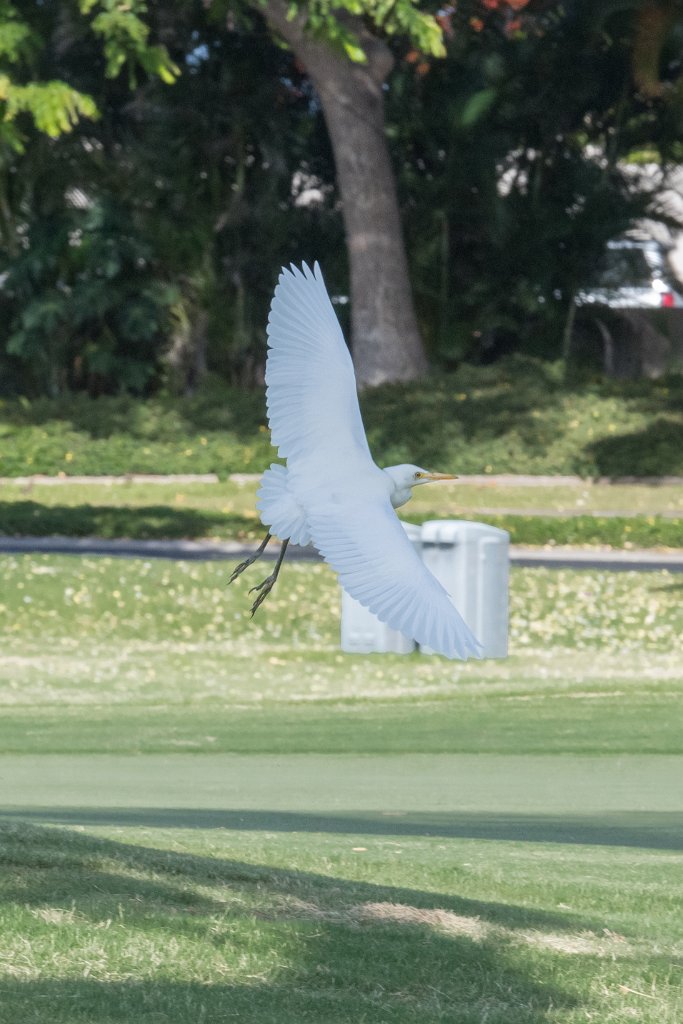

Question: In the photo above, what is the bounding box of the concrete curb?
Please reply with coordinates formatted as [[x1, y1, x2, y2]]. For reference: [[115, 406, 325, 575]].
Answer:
[[510, 545, 683, 573], [2, 473, 683, 487], [0, 474, 221, 487]]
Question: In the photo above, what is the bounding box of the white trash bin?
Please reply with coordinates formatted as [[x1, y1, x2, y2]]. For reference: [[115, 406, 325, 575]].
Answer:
[[420, 519, 509, 659], [340, 522, 422, 654]]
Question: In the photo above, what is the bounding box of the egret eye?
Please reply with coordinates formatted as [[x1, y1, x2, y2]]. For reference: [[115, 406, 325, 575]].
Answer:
[[414, 471, 422, 479]]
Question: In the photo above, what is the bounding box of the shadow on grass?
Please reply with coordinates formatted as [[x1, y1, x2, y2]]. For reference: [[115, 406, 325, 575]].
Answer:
[[0, 820, 589, 933], [0, 971, 570, 1024], [588, 418, 683, 477], [4, 807, 682, 851], [2, 500, 680, 549], [0, 501, 251, 540], [0, 821, 581, 1023], [650, 580, 683, 593]]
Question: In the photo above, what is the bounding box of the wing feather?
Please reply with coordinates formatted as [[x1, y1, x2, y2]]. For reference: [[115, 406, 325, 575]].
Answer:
[[265, 262, 482, 660], [307, 497, 482, 660], [266, 263, 371, 468]]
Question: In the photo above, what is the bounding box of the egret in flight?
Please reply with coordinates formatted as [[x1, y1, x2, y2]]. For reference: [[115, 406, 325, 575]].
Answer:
[[229, 262, 482, 660]]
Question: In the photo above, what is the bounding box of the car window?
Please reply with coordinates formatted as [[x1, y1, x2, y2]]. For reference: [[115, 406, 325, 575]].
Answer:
[[593, 249, 655, 288]]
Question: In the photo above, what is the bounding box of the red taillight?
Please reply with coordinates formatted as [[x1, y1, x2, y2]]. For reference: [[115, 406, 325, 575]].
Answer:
[[661, 292, 676, 308]]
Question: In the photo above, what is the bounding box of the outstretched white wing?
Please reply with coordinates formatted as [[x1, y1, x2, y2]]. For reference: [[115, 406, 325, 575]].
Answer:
[[307, 497, 482, 660], [266, 262, 371, 469], [266, 262, 482, 660]]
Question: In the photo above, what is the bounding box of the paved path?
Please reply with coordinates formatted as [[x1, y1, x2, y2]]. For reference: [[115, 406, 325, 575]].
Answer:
[[510, 546, 683, 572], [1, 535, 682, 572], [1, 753, 681, 849]]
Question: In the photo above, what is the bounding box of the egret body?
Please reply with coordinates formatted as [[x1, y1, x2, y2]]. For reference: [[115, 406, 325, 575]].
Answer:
[[229, 263, 482, 660]]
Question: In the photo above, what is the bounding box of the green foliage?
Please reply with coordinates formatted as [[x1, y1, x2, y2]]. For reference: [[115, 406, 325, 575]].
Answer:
[[0, 358, 682, 482], [459, 86, 498, 127], [360, 357, 683, 476], [300, 0, 446, 60], [0, 381, 271, 476], [0, 12, 36, 63], [3, 0, 683, 395], [0, 78, 99, 139], [391, 0, 680, 364], [0, 0, 178, 160], [82, 0, 180, 84], [2, 197, 179, 395], [0, 0, 98, 151], [0, 2, 343, 395], [445, 512, 683, 549]]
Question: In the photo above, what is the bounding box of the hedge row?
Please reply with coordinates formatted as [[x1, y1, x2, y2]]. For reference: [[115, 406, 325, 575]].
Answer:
[[1, 360, 682, 478]]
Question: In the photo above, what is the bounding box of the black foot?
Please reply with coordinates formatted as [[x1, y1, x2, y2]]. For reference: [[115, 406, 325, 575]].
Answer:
[[249, 575, 278, 616], [227, 532, 271, 586], [228, 555, 259, 585]]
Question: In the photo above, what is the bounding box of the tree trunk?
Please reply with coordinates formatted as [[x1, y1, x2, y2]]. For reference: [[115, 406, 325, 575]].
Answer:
[[166, 297, 209, 395], [262, 1, 427, 387]]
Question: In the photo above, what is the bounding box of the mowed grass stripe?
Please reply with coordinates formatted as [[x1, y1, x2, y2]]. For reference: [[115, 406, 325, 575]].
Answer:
[[0, 691, 680, 755]]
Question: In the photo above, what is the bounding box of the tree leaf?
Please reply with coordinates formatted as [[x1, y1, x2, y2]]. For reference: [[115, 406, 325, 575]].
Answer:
[[460, 87, 497, 127]]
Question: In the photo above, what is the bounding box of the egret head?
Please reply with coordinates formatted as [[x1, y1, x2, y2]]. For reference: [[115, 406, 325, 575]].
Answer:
[[383, 464, 457, 508], [384, 464, 457, 489]]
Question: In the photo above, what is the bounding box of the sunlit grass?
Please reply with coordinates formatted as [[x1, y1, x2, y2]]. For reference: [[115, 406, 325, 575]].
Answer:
[[1, 553, 681, 652], [0, 554, 680, 754], [4, 475, 683, 515]]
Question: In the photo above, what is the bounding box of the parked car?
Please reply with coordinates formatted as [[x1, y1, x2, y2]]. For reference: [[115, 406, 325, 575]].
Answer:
[[575, 239, 683, 311], [571, 239, 683, 378]]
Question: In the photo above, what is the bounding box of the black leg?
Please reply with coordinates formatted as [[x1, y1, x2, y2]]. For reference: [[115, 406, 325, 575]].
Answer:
[[227, 531, 272, 585], [249, 539, 290, 617]]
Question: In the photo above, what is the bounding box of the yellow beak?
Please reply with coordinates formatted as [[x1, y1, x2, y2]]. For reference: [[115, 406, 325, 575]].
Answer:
[[423, 472, 458, 481]]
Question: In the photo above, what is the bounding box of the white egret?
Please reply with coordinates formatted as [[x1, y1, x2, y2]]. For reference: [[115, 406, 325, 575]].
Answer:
[[229, 262, 482, 660]]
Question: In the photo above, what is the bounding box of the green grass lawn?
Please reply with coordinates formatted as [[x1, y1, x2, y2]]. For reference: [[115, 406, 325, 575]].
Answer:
[[0, 553, 681, 1022], [5, 475, 683, 513], [0, 554, 682, 755], [0, 818, 681, 1024], [1, 820, 681, 1024]]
